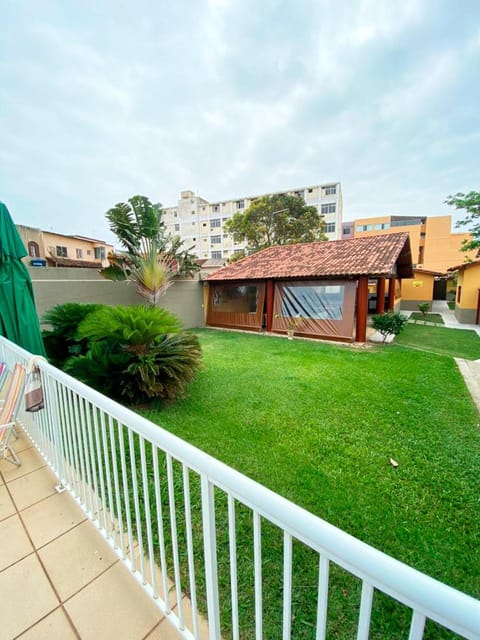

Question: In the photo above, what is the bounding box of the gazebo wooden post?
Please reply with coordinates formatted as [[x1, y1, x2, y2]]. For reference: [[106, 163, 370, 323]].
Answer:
[[356, 276, 369, 343], [388, 277, 396, 311], [376, 277, 386, 314], [265, 280, 274, 332]]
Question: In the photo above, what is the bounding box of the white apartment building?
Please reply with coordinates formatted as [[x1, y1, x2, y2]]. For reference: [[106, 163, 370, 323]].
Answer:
[[162, 183, 343, 260]]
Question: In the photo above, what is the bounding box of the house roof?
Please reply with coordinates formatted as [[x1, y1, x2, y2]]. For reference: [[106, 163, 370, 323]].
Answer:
[[447, 259, 480, 273], [208, 233, 413, 281], [46, 256, 103, 269]]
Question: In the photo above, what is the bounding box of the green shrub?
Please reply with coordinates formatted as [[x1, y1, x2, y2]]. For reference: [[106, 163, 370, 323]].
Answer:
[[417, 302, 430, 316], [42, 303, 104, 366], [371, 312, 408, 342], [67, 304, 201, 405]]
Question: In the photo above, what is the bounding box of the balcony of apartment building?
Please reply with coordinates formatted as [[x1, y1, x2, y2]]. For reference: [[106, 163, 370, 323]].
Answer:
[[1, 336, 479, 640]]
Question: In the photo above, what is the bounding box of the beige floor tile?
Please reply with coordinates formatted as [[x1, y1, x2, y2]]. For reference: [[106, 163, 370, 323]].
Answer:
[[0, 554, 58, 639], [65, 562, 164, 640], [21, 491, 86, 548], [0, 513, 33, 570], [145, 617, 184, 639], [8, 465, 58, 511], [39, 519, 118, 600], [12, 428, 34, 453], [0, 446, 46, 482], [16, 606, 79, 639], [0, 483, 16, 520]]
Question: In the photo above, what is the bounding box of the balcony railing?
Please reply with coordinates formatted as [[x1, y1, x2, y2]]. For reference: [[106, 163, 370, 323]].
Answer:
[[1, 335, 479, 640]]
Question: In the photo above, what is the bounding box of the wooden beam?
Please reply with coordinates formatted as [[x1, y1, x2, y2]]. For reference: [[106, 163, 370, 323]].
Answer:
[[356, 276, 369, 343], [266, 280, 274, 332], [376, 277, 386, 314], [388, 278, 396, 312]]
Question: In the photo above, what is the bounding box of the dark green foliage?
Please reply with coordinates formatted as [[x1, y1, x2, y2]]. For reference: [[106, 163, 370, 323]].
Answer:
[[41, 302, 104, 366], [372, 312, 408, 342], [68, 304, 201, 404], [417, 302, 430, 316], [77, 304, 182, 352]]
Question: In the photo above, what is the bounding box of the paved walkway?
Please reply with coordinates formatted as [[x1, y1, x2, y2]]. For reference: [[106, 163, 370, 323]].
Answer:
[[430, 300, 480, 336], [0, 430, 184, 640]]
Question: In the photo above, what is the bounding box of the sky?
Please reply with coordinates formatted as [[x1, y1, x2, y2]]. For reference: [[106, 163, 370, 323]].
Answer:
[[1, 0, 479, 245]]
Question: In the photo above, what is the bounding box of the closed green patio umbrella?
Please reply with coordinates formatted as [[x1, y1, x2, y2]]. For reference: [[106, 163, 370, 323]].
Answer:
[[0, 202, 46, 356]]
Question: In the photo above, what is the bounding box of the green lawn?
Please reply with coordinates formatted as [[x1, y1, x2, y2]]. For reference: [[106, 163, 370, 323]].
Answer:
[[408, 312, 444, 324], [395, 323, 480, 359], [142, 329, 480, 639]]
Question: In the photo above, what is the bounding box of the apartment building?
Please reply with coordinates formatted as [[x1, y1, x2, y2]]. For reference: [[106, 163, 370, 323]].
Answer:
[[16, 225, 113, 268], [341, 215, 474, 272], [163, 183, 343, 260]]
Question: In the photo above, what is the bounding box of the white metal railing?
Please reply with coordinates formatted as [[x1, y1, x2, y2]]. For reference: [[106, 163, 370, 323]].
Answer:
[[1, 335, 479, 640]]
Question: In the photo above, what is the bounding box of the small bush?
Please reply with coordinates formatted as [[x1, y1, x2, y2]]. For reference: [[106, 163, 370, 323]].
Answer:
[[67, 304, 201, 405], [417, 303, 430, 316], [42, 302, 104, 366], [371, 312, 408, 342]]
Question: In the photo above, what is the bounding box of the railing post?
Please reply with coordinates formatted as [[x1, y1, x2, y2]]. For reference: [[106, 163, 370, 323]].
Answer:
[[201, 475, 221, 639]]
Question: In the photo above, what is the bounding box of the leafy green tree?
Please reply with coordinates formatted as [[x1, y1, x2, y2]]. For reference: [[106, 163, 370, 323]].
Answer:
[[445, 190, 480, 252], [101, 195, 199, 303], [224, 194, 326, 254]]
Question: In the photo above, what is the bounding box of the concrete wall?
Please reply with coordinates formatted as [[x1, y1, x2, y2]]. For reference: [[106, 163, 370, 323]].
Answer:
[[28, 267, 205, 329], [400, 272, 434, 311], [454, 264, 480, 325]]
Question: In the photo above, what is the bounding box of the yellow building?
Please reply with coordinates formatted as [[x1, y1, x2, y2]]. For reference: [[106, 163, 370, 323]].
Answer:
[[342, 215, 474, 272], [16, 225, 113, 268], [448, 260, 480, 325]]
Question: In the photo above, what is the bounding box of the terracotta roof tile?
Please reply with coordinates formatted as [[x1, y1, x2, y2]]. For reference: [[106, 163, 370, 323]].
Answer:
[[208, 233, 412, 281]]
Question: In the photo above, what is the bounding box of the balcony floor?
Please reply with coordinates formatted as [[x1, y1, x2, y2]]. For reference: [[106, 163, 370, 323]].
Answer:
[[0, 430, 184, 640]]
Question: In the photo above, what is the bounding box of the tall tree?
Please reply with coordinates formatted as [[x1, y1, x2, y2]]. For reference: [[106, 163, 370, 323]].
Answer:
[[101, 195, 199, 304], [445, 190, 480, 252], [224, 194, 326, 255]]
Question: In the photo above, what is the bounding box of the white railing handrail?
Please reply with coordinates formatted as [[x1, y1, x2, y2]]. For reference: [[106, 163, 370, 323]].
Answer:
[[2, 336, 479, 639]]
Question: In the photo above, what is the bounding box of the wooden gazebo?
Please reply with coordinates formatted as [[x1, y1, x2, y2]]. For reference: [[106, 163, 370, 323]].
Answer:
[[206, 233, 413, 342]]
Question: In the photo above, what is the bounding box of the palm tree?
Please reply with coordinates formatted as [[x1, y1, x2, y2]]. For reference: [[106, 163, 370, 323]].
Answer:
[[101, 195, 199, 303]]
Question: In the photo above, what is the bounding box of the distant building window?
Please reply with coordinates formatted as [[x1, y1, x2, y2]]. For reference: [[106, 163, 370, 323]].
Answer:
[[325, 223, 336, 234], [356, 225, 365, 232], [211, 218, 221, 227], [382, 223, 390, 230], [76, 249, 83, 259], [321, 203, 336, 214], [234, 249, 244, 255], [94, 246, 106, 260], [342, 227, 351, 235], [213, 205, 220, 212], [173, 211, 177, 217], [211, 235, 221, 244], [236, 200, 245, 209], [308, 188, 314, 193], [222, 217, 229, 222], [324, 185, 336, 195], [191, 210, 195, 215], [211, 251, 222, 259], [56, 246, 68, 258], [28, 241, 40, 257], [174, 224, 180, 232], [365, 224, 372, 231], [374, 224, 382, 230]]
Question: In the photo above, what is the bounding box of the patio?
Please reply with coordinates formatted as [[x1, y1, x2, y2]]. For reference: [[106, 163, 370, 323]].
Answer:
[[0, 428, 189, 640]]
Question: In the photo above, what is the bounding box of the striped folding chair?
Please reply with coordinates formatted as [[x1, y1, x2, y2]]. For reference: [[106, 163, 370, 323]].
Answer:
[[0, 363, 26, 466]]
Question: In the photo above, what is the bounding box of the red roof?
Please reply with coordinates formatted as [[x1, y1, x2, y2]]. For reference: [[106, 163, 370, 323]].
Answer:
[[208, 233, 412, 281], [448, 259, 480, 272]]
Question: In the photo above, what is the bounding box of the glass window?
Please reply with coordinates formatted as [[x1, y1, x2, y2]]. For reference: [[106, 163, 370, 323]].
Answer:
[[281, 284, 345, 320], [211, 218, 221, 227], [321, 203, 336, 214], [174, 224, 180, 232], [236, 200, 245, 209], [211, 251, 222, 259], [28, 241, 40, 257], [76, 248, 83, 259], [365, 224, 372, 231], [211, 235, 221, 244], [213, 284, 260, 313], [324, 185, 336, 195], [56, 246, 68, 257], [374, 224, 382, 230], [94, 246, 106, 260], [356, 225, 365, 232], [325, 223, 336, 234]]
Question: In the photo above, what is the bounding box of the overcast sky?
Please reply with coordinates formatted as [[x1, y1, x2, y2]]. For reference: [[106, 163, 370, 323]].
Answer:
[[1, 0, 479, 245]]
